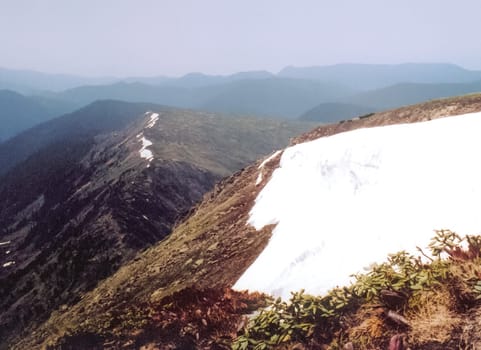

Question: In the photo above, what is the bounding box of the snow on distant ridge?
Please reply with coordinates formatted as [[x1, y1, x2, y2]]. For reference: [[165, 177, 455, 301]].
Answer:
[[138, 133, 154, 164], [234, 111, 481, 299], [146, 112, 159, 129], [2, 261, 15, 268], [137, 112, 159, 165]]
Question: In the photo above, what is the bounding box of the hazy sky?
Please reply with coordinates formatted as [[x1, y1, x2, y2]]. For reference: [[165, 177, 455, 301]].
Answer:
[[1, 0, 480, 77]]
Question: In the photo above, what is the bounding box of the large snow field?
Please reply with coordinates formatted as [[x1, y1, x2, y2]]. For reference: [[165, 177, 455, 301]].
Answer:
[[234, 112, 481, 299]]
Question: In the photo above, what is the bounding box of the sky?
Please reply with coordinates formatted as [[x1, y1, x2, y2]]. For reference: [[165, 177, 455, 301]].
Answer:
[[1, 0, 480, 77]]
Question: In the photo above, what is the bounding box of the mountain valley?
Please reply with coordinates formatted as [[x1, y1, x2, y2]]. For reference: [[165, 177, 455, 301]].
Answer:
[[0, 103, 312, 349]]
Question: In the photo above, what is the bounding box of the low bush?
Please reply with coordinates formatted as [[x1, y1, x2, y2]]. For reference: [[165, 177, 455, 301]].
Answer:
[[233, 230, 481, 349]]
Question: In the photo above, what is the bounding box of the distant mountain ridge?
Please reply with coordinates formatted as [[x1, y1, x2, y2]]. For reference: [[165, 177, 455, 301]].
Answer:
[[0, 67, 276, 93], [0, 90, 76, 142], [299, 102, 377, 122], [303, 79, 481, 120], [0, 90, 49, 142], [52, 77, 354, 119], [2, 63, 481, 138], [3, 62, 481, 94], [138, 70, 275, 88], [279, 63, 481, 90], [200, 78, 353, 117], [0, 100, 161, 176], [342, 79, 481, 110], [0, 67, 117, 94]]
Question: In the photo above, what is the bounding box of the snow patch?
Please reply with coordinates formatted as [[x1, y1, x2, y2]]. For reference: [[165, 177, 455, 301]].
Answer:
[[255, 150, 282, 186], [2, 261, 15, 268], [146, 113, 159, 128], [0, 241, 11, 247], [234, 111, 481, 299], [255, 172, 263, 186], [258, 150, 282, 169], [138, 133, 154, 165]]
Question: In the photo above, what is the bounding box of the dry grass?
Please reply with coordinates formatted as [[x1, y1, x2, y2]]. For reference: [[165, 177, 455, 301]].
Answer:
[[406, 288, 461, 344], [47, 287, 268, 350], [345, 306, 390, 349]]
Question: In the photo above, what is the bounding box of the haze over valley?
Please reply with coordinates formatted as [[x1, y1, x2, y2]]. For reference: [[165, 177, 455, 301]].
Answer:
[[3, 62, 481, 143]]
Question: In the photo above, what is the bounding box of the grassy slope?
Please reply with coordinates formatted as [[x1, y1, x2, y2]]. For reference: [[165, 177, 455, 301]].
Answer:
[[144, 109, 314, 177]]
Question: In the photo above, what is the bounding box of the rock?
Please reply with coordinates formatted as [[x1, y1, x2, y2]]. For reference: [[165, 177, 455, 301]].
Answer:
[[380, 289, 408, 309], [389, 334, 405, 350]]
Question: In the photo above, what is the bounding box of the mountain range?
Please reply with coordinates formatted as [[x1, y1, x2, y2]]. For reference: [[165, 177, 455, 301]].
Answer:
[[0, 100, 313, 349], [0, 90, 76, 142], [3, 94, 481, 349], [2, 63, 481, 143], [3, 63, 481, 93], [278, 62, 481, 90], [2, 63, 481, 348]]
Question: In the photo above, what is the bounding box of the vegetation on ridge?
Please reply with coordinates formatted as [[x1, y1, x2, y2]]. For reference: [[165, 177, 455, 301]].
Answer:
[[49, 230, 481, 349], [49, 288, 268, 350], [233, 230, 481, 349]]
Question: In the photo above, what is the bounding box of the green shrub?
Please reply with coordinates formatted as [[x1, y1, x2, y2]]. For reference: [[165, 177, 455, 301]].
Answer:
[[233, 230, 481, 349]]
